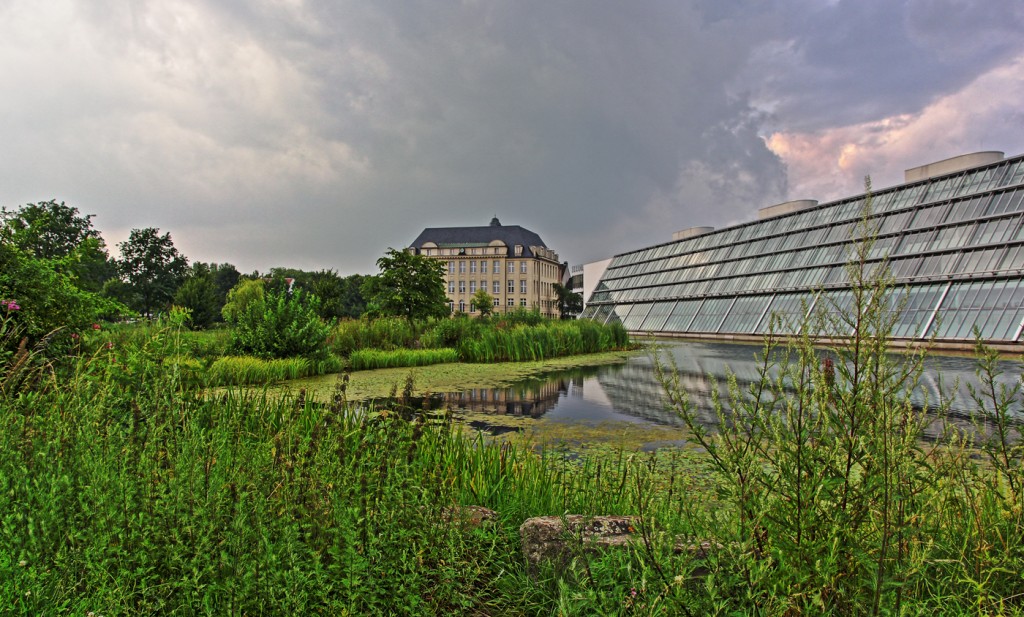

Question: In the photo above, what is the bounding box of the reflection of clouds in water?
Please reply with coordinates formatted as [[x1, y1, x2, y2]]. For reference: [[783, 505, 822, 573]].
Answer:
[[450, 341, 1023, 439]]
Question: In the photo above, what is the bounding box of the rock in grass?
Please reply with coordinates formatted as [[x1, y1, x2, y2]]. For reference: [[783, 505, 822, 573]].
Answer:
[[519, 515, 721, 574], [519, 515, 638, 571]]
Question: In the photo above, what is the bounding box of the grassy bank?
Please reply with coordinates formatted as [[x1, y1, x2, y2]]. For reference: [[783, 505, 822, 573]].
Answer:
[[331, 309, 631, 367], [4, 238, 1024, 614]]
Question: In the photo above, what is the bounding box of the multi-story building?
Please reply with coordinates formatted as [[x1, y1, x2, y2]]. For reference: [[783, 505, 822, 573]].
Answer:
[[408, 217, 565, 318], [582, 151, 1024, 351]]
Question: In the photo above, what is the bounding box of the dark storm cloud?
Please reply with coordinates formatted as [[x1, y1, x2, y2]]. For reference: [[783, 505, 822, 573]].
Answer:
[[744, 0, 1024, 132], [1, 0, 1021, 274]]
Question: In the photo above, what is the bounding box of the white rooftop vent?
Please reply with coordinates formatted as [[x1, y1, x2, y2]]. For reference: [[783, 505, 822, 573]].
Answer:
[[904, 151, 1004, 183], [672, 226, 714, 241], [758, 199, 817, 220]]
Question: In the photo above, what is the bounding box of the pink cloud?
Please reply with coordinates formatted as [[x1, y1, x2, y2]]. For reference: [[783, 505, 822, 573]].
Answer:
[[766, 54, 1024, 203]]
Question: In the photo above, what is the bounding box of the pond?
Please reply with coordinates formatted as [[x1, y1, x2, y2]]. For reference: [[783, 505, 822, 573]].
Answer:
[[278, 340, 1023, 447]]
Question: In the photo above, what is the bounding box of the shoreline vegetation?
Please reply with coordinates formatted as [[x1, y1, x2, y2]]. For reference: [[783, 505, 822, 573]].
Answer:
[[86, 309, 632, 388], [4, 227, 1024, 612], [5, 307, 1024, 614]]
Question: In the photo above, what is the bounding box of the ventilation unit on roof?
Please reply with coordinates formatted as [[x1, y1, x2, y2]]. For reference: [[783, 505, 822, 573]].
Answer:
[[758, 199, 817, 220], [672, 226, 714, 241], [904, 151, 1004, 183]]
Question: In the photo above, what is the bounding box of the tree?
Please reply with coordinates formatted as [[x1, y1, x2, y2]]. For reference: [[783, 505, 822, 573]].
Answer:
[[116, 228, 188, 318], [361, 248, 449, 323], [221, 279, 265, 323], [1, 200, 116, 291], [173, 273, 220, 329], [552, 282, 583, 319], [471, 288, 494, 317]]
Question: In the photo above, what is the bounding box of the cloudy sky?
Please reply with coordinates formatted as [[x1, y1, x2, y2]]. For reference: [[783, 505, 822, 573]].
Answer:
[[2, 0, 1022, 274]]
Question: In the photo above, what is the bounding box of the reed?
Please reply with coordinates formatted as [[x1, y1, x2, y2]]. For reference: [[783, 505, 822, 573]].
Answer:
[[205, 354, 343, 385], [349, 347, 459, 370], [458, 319, 629, 363]]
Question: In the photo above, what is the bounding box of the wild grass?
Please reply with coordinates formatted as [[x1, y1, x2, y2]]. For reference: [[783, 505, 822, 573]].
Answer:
[[330, 316, 418, 356], [349, 347, 459, 370], [205, 354, 344, 385], [0, 328, 691, 614], [333, 312, 631, 367], [458, 319, 629, 363], [4, 222, 1024, 614]]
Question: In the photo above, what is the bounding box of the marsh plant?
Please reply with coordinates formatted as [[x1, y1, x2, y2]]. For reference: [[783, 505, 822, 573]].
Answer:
[[654, 191, 1024, 614]]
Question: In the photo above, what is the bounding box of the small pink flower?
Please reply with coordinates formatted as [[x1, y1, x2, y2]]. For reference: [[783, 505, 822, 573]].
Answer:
[[71, 333, 80, 339], [106, 342, 114, 349], [4, 301, 19, 311], [92, 323, 101, 330]]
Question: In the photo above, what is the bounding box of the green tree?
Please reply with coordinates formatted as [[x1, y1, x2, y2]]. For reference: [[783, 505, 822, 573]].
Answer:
[[221, 279, 265, 323], [361, 249, 449, 323], [1, 200, 116, 291], [552, 282, 583, 319], [116, 228, 188, 318], [471, 288, 494, 317], [173, 273, 220, 329]]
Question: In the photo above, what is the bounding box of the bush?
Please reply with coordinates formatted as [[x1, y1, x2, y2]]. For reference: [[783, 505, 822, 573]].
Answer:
[[228, 288, 330, 360]]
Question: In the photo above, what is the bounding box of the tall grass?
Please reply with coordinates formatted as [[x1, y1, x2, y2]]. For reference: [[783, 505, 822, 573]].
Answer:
[[330, 317, 418, 356], [0, 330, 682, 614], [206, 354, 343, 385], [458, 319, 629, 363], [349, 347, 459, 370], [4, 235, 1024, 614], [651, 200, 1024, 614]]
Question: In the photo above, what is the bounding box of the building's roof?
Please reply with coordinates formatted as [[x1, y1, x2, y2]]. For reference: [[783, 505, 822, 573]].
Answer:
[[409, 217, 548, 257]]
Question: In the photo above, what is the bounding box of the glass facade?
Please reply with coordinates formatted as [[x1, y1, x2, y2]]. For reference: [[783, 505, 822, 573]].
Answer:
[[582, 153, 1024, 343]]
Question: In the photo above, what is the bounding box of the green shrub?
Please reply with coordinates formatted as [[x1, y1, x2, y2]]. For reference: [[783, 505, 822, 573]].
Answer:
[[228, 288, 329, 360]]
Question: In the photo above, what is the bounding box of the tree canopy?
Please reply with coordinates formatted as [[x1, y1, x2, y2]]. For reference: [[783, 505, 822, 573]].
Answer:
[[115, 227, 188, 318], [552, 282, 584, 319], [1, 200, 116, 292], [361, 248, 449, 323]]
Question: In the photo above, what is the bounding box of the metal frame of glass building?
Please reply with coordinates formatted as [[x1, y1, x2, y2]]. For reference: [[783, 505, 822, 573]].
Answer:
[[581, 151, 1024, 351]]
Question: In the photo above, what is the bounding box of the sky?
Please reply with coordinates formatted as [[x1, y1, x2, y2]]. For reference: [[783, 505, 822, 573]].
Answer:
[[2, 0, 1022, 275]]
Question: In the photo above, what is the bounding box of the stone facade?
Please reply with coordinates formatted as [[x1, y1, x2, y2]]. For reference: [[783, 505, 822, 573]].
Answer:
[[409, 217, 565, 318]]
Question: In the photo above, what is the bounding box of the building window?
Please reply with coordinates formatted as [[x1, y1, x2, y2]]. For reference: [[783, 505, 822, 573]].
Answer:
[[520, 261, 527, 273], [508, 298, 515, 307], [448, 261, 455, 273], [480, 280, 487, 293], [493, 298, 500, 307], [520, 280, 527, 293], [448, 301, 454, 313], [459, 281, 466, 293], [508, 280, 515, 293], [448, 280, 455, 293], [470, 280, 477, 293], [493, 280, 500, 294], [470, 261, 477, 274], [478, 260, 486, 274], [508, 261, 515, 273], [493, 260, 500, 273], [459, 300, 465, 312], [520, 298, 527, 306], [459, 261, 466, 274]]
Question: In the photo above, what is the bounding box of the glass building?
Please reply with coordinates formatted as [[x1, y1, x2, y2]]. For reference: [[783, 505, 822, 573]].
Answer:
[[581, 151, 1024, 349]]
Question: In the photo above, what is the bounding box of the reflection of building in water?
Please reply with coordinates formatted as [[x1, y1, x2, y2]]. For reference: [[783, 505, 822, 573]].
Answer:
[[442, 379, 566, 418], [439, 341, 1020, 439]]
